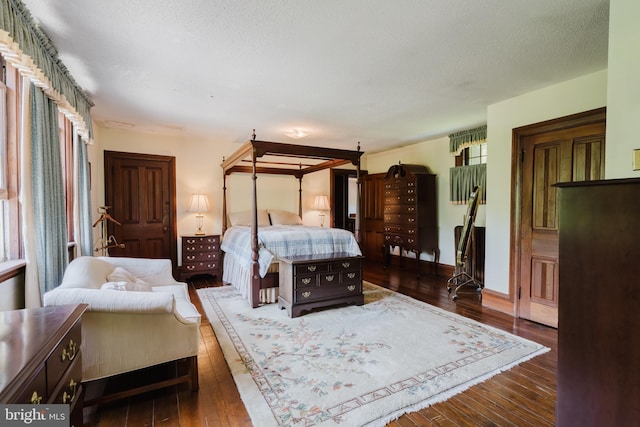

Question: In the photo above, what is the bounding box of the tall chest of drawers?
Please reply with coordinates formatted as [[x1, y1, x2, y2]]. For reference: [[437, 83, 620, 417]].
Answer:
[[383, 163, 438, 275], [0, 304, 87, 427], [180, 235, 221, 281]]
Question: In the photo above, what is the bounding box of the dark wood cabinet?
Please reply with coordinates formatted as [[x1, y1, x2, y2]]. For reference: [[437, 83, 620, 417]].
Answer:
[[180, 235, 221, 282], [0, 304, 86, 426], [278, 253, 364, 317], [556, 178, 640, 427], [383, 163, 438, 275]]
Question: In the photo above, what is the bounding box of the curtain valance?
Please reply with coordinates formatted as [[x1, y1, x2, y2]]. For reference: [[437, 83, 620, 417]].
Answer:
[[450, 164, 486, 205], [0, 0, 93, 141], [449, 124, 486, 155]]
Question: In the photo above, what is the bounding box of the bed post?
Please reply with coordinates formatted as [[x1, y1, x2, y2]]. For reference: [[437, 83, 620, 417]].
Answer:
[[250, 140, 260, 308], [298, 170, 303, 219], [355, 142, 362, 243], [222, 171, 228, 235]]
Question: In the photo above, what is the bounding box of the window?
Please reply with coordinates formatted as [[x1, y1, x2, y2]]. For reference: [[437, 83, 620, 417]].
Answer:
[[463, 143, 487, 166]]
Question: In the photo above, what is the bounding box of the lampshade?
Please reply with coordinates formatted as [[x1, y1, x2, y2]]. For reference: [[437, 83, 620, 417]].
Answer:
[[313, 195, 330, 210], [188, 194, 210, 213]]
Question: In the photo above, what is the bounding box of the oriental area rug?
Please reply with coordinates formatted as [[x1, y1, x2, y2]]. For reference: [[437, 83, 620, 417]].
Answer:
[[197, 282, 549, 427]]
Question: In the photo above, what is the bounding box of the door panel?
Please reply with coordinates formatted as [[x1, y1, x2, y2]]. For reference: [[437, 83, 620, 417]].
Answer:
[[104, 151, 177, 267], [361, 173, 386, 262], [517, 116, 605, 328]]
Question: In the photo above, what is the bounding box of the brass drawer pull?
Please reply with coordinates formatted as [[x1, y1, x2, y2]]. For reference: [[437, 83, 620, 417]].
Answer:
[[61, 339, 77, 362], [325, 275, 334, 282], [347, 272, 356, 279], [342, 262, 350, 268], [348, 285, 356, 291], [302, 291, 311, 298], [307, 265, 316, 272], [63, 379, 77, 404], [31, 391, 42, 404], [302, 277, 312, 285]]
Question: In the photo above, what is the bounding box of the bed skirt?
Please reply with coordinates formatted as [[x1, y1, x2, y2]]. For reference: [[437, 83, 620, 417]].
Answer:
[[222, 252, 279, 304]]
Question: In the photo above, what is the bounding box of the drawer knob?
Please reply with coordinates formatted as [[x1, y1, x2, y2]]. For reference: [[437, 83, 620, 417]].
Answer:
[[348, 285, 356, 291], [302, 277, 312, 285], [63, 379, 78, 404], [302, 291, 311, 299], [30, 391, 42, 404], [342, 262, 350, 268], [307, 265, 316, 272], [325, 275, 334, 282], [61, 339, 77, 362]]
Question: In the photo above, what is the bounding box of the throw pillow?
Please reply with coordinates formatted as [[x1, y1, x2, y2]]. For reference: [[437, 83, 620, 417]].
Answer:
[[107, 266, 148, 284], [269, 209, 303, 225]]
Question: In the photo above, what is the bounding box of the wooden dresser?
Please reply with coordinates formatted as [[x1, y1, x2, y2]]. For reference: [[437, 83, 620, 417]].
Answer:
[[383, 163, 438, 275], [180, 235, 221, 281], [556, 178, 640, 427], [278, 253, 364, 317], [0, 304, 87, 426]]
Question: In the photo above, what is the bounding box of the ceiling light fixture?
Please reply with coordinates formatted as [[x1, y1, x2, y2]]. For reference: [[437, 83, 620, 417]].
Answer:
[[284, 128, 309, 139]]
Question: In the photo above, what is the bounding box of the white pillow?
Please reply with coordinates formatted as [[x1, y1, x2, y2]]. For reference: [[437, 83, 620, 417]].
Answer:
[[229, 209, 270, 227], [269, 209, 302, 225], [101, 281, 152, 292], [107, 267, 148, 285]]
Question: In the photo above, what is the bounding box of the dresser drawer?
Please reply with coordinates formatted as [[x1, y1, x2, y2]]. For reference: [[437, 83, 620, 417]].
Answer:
[[13, 367, 47, 404], [183, 261, 219, 272], [384, 204, 417, 214], [295, 274, 317, 288], [50, 354, 82, 405], [384, 225, 417, 235], [294, 263, 329, 275], [318, 272, 339, 286], [47, 321, 81, 396], [184, 251, 219, 262], [331, 259, 362, 272], [384, 213, 418, 226], [184, 236, 219, 246], [295, 283, 352, 303], [184, 243, 219, 253]]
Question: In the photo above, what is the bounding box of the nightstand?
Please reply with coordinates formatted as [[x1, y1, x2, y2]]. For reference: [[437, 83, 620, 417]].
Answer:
[[180, 235, 221, 282]]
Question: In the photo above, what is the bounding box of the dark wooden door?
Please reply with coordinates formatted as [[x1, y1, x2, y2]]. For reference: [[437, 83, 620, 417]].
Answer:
[[104, 151, 177, 266], [361, 173, 386, 262], [516, 110, 605, 327]]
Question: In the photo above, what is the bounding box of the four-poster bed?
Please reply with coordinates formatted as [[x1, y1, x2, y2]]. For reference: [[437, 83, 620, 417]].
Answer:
[[220, 132, 364, 309]]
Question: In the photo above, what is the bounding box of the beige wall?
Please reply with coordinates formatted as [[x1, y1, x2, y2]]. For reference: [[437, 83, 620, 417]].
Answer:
[[605, 0, 640, 178]]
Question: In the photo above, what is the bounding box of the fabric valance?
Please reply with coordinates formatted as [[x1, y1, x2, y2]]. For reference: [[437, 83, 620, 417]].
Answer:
[[449, 125, 486, 155], [450, 164, 486, 205], [0, 0, 93, 141]]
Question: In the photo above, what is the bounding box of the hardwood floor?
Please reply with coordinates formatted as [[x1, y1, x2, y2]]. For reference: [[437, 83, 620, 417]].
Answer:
[[84, 261, 557, 426]]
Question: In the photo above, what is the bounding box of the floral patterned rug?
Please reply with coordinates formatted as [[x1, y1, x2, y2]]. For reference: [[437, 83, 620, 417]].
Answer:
[[197, 282, 548, 427]]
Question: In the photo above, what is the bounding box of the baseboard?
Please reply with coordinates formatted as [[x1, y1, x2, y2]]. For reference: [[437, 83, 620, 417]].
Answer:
[[482, 289, 515, 316]]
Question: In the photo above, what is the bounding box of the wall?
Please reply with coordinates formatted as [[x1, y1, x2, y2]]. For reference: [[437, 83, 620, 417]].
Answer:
[[605, 0, 640, 178], [485, 70, 608, 296], [363, 136, 485, 267], [88, 128, 331, 263]]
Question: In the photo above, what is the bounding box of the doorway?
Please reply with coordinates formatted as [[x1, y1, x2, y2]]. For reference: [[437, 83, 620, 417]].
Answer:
[[104, 151, 178, 268], [512, 107, 606, 327], [331, 169, 359, 232]]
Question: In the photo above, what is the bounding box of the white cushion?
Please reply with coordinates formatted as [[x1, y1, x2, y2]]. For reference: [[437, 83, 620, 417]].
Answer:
[[101, 281, 153, 292], [229, 209, 270, 227], [269, 209, 303, 225], [60, 256, 116, 289]]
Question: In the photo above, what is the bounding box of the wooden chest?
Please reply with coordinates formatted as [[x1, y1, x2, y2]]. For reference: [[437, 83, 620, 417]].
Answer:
[[180, 235, 221, 281], [278, 252, 364, 317]]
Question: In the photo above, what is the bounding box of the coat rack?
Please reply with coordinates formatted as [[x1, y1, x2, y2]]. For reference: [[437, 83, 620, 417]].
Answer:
[[93, 206, 125, 256]]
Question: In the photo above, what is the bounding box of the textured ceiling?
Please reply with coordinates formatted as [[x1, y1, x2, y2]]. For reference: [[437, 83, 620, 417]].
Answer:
[[21, 0, 609, 152]]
